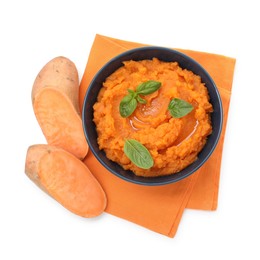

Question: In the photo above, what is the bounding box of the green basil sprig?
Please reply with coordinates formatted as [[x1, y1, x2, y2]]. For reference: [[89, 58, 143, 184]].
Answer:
[[119, 80, 161, 118], [168, 98, 194, 118], [124, 139, 154, 169]]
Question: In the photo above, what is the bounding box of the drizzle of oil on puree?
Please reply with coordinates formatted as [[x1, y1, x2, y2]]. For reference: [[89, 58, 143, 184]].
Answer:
[[93, 58, 213, 177]]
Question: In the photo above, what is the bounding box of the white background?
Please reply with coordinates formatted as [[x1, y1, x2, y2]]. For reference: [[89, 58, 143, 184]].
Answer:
[[1, 0, 259, 259]]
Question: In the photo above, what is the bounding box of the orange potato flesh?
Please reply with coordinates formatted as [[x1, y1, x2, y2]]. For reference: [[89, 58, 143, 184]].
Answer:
[[33, 87, 88, 159]]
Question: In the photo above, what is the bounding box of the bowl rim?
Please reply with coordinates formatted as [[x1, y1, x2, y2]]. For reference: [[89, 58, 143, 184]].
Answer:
[[82, 46, 223, 186]]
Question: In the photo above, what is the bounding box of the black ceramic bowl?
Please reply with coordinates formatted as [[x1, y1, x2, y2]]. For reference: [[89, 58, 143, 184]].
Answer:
[[82, 47, 223, 186]]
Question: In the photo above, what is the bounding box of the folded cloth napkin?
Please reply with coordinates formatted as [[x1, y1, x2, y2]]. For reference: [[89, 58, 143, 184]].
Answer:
[[79, 34, 236, 237]]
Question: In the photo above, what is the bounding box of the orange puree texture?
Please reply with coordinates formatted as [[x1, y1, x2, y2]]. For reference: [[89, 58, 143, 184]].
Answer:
[[93, 58, 213, 177]]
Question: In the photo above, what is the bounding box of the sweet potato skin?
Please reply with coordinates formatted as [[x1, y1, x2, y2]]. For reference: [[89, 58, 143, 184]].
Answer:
[[32, 56, 80, 114], [24, 144, 52, 193], [25, 144, 107, 218]]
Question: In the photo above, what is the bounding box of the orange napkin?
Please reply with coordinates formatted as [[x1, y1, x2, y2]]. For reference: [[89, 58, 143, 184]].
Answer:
[[79, 34, 236, 237]]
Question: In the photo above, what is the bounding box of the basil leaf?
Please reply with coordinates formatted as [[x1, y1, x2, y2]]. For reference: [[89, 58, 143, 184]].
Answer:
[[136, 80, 161, 95], [168, 98, 194, 118], [119, 94, 138, 118], [124, 139, 154, 169]]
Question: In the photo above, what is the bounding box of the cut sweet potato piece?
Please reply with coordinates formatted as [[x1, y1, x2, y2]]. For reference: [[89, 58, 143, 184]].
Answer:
[[32, 56, 88, 159], [25, 144, 107, 218]]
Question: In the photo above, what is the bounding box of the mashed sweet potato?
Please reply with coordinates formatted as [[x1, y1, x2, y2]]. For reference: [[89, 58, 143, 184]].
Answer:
[[93, 58, 213, 177]]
